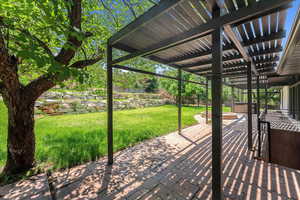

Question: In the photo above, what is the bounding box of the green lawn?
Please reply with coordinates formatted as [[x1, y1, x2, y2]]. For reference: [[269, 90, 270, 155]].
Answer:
[[0, 101, 229, 170]]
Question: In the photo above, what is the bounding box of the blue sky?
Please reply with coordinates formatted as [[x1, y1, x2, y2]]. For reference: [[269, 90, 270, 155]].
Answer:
[[282, 1, 300, 47]]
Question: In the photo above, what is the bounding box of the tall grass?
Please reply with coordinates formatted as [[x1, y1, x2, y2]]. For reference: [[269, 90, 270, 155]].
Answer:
[[0, 102, 229, 170], [0, 102, 7, 169]]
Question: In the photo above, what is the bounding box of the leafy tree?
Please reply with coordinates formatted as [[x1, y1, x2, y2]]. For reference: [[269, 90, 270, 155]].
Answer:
[[144, 77, 158, 93], [0, 0, 156, 175], [159, 70, 206, 103]]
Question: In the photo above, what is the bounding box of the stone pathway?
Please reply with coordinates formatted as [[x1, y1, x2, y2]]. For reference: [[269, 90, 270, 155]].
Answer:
[[1, 115, 300, 199], [0, 174, 51, 200]]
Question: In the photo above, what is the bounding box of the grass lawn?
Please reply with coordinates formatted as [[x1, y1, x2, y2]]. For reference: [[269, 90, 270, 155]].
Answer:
[[0, 101, 229, 170]]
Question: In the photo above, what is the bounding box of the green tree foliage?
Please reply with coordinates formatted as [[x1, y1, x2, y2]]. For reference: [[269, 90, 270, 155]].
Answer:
[[0, 0, 158, 87], [0, 0, 159, 175], [159, 70, 207, 101], [144, 77, 158, 93]]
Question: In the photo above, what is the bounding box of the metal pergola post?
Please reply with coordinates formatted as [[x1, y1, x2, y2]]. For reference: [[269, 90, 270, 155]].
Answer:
[[247, 63, 253, 151], [240, 88, 242, 102], [241, 89, 243, 102], [265, 83, 268, 113], [178, 68, 182, 134], [107, 44, 114, 165], [211, 5, 223, 199], [257, 75, 261, 158], [231, 86, 235, 112], [298, 85, 300, 120], [257, 76, 260, 118], [206, 78, 209, 124]]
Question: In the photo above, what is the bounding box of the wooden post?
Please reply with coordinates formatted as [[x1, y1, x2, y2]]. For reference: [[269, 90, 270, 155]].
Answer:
[[247, 63, 253, 150], [107, 44, 113, 165], [178, 68, 182, 134], [211, 4, 223, 199]]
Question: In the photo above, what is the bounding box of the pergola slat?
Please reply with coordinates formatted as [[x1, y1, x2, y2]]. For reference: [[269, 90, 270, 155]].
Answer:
[[249, 46, 283, 57], [166, 43, 235, 64], [109, 0, 183, 45], [242, 31, 285, 47], [165, 31, 284, 64], [188, 57, 277, 73], [111, 0, 291, 65], [233, 4, 292, 27], [181, 54, 243, 69]]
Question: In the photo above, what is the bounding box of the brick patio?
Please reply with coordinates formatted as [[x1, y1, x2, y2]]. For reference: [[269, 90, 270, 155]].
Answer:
[[1, 115, 300, 199]]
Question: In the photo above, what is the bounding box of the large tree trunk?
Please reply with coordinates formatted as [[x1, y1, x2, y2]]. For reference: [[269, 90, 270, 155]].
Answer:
[[2, 96, 35, 175]]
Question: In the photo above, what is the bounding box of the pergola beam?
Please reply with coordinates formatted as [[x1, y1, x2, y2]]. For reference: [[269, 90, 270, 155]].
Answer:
[[166, 32, 284, 64], [111, 0, 292, 65], [222, 64, 276, 74], [249, 46, 283, 57], [207, 68, 274, 78], [113, 43, 181, 69], [233, 4, 292, 27], [192, 56, 277, 73], [182, 54, 243, 69], [188, 61, 248, 73], [113, 65, 206, 85], [242, 31, 286, 46], [254, 56, 279, 64], [232, 83, 268, 89], [196, 63, 276, 74], [199, 68, 274, 77], [167, 44, 235, 64], [228, 68, 274, 76], [230, 79, 267, 84], [222, 69, 274, 76], [223, 25, 258, 75]]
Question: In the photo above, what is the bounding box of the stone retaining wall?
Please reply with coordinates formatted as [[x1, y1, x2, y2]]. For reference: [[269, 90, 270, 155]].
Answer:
[[35, 91, 171, 115]]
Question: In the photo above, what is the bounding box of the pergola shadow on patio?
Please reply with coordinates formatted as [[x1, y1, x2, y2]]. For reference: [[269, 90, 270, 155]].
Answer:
[[45, 116, 300, 199], [106, 0, 293, 198]]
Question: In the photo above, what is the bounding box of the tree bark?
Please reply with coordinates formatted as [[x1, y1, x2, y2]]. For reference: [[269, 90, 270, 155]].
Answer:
[[2, 94, 35, 175]]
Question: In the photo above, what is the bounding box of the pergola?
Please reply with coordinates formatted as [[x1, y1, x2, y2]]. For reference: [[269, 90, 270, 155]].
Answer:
[[106, 0, 292, 198]]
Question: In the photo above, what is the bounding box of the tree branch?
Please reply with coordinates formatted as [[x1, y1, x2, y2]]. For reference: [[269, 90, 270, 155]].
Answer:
[[23, 30, 53, 57], [24, 0, 102, 101], [100, 0, 119, 27], [0, 82, 4, 92], [24, 74, 57, 101], [54, 0, 84, 65], [0, 29, 21, 92], [122, 0, 137, 19], [0, 18, 54, 58], [68, 55, 103, 69], [148, 0, 158, 5], [25, 53, 103, 101]]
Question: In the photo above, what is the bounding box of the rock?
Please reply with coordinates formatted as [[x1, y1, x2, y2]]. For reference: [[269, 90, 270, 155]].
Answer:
[[35, 101, 43, 107], [32, 90, 168, 116]]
